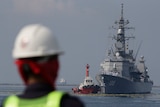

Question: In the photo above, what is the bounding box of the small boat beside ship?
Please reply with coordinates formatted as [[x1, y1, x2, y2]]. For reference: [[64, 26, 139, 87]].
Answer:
[[59, 78, 67, 85], [72, 64, 100, 94]]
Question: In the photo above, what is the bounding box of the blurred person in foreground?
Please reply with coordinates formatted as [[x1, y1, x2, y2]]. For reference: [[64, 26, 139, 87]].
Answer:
[[1, 24, 84, 107]]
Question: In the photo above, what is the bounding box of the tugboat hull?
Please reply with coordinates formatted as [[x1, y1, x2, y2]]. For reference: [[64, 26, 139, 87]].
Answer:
[[101, 74, 153, 94], [72, 85, 100, 94]]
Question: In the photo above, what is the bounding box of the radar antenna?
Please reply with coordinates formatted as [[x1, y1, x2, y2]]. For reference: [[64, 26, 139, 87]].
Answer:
[[134, 41, 142, 61]]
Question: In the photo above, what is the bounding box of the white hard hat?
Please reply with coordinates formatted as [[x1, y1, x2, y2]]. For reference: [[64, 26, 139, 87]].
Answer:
[[12, 24, 63, 59]]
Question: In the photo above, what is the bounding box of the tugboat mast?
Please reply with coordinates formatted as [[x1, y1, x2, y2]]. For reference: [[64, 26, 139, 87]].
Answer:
[[86, 64, 90, 77]]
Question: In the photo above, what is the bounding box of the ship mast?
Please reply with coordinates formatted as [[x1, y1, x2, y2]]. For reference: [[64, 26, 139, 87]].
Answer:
[[114, 4, 133, 58]]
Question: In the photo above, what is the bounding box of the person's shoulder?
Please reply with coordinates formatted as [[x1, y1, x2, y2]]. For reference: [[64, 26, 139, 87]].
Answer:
[[0, 95, 16, 107], [61, 94, 85, 107]]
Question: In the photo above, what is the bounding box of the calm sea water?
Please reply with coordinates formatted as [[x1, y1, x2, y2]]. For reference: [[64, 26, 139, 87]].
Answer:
[[0, 85, 160, 107]]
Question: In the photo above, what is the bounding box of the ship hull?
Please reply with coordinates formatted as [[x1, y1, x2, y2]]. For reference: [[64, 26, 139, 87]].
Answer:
[[100, 74, 153, 94]]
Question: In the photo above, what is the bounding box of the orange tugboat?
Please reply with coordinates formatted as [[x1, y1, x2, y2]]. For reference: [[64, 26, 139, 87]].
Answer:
[[72, 64, 100, 94]]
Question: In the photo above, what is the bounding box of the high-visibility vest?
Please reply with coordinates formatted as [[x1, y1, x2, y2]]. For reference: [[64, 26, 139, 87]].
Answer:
[[4, 91, 66, 107]]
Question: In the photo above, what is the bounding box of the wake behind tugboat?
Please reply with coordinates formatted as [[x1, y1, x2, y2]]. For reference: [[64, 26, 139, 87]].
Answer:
[[96, 4, 153, 94]]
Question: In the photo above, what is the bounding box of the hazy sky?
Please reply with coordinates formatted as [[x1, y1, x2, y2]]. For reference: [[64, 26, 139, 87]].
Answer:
[[0, 0, 160, 86]]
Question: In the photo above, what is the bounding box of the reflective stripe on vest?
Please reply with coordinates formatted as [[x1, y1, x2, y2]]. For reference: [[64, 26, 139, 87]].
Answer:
[[4, 91, 65, 107]]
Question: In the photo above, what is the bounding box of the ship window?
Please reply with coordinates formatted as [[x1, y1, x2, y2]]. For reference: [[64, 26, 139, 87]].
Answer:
[[86, 80, 92, 82], [86, 80, 93, 82]]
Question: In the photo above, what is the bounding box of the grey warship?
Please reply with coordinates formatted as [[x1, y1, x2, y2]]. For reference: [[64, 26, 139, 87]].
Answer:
[[96, 4, 153, 94]]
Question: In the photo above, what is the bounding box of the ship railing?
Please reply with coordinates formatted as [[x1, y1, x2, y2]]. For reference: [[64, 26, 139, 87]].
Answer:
[[101, 71, 119, 76], [121, 76, 133, 81], [101, 71, 133, 81]]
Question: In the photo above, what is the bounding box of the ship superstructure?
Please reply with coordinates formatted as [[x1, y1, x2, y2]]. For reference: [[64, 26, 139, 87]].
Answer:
[[96, 4, 153, 94]]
